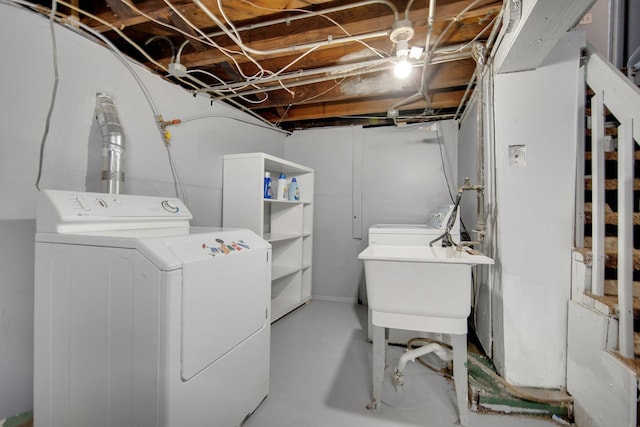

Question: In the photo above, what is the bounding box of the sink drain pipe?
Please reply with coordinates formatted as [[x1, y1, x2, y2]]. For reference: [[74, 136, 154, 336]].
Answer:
[[393, 342, 451, 389], [95, 92, 125, 194]]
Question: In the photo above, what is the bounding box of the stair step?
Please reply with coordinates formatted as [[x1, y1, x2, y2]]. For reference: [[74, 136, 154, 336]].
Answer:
[[585, 106, 613, 116], [585, 127, 618, 136], [584, 293, 640, 320], [584, 177, 640, 191], [579, 237, 640, 270], [584, 151, 640, 161], [584, 210, 640, 225], [604, 280, 640, 297]]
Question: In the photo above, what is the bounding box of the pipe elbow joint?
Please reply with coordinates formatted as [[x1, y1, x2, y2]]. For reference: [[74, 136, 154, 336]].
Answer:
[[393, 368, 405, 386]]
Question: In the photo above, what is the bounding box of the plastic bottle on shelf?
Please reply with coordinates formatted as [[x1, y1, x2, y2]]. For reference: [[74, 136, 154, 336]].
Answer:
[[277, 172, 288, 200], [288, 177, 300, 201], [263, 172, 272, 199]]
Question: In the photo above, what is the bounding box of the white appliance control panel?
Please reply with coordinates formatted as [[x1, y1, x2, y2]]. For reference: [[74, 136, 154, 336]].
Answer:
[[37, 189, 192, 233], [427, 204, 456, 230]]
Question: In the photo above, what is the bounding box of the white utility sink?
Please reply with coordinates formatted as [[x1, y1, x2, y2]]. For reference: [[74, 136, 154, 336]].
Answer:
[[358, 244, 494, 334], [358, 244, 494, 426]]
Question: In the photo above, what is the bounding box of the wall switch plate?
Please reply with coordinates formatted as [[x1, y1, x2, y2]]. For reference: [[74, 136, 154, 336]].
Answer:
[[509, 145, 526, 167]]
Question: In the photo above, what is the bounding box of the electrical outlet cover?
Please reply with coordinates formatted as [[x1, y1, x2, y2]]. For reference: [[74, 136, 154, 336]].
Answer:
[[508, 145, 526, 167]]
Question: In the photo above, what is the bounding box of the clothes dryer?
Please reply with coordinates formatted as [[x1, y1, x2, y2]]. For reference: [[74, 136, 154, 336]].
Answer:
[[34, 190, 270, 427]]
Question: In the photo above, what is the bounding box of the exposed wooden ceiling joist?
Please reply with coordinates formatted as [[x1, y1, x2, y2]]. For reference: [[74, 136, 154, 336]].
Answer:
[[30, 0, 504, 130]]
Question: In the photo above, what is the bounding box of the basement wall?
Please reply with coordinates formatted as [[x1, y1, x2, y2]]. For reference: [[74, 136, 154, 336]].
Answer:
[[284, 122, 459, 304]]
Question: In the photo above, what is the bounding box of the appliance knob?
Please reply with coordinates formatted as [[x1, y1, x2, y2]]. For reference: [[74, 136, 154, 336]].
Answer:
[[161, 200, 180, 213]]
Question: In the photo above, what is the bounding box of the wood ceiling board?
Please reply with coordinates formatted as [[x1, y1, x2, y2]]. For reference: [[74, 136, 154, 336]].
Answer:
[[257, 88, 466, 122]]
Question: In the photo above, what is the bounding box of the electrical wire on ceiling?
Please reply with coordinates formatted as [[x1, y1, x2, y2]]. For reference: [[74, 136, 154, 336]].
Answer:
[[187, 69, 269, 104], [236, 0, 392, 60], [115, 0, 391, 98], [133, 0, 486, 124], [45, 0, 281, 127], [145, 35, 176, 64], [14, 0, 502, 130]]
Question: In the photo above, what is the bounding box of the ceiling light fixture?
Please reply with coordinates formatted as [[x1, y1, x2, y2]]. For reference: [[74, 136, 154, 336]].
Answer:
[[390, 20, 415, 79]]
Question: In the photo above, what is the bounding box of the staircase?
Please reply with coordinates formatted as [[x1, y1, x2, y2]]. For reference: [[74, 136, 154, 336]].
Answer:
[[569, 45, 640, 426], [581, 150, 640, 358]]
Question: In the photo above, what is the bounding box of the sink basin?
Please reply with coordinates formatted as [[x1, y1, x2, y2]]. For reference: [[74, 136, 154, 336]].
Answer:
[[358, 245, 494, 334]]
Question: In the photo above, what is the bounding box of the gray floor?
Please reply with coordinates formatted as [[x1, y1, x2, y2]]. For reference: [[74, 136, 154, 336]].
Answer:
[[243, 300, 561, 427]]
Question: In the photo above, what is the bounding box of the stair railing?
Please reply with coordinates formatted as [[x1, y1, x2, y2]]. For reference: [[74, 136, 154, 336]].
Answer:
[[582, 43, 640, 358]]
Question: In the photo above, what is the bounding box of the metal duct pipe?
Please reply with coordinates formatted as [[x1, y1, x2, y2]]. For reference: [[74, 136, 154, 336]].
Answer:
[[95, 93, 125, 194]]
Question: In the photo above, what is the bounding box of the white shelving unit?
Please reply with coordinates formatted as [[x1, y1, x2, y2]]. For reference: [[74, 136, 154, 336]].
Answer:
[[223, 153, 314, 322]]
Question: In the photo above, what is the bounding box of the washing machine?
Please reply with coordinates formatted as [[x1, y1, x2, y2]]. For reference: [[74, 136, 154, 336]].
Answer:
[[368, 204, 460, 246], [34, 190, 271, 427], [366, 205, 460, 344]]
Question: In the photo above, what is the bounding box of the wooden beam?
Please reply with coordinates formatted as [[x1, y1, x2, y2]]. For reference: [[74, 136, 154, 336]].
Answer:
[[258, 89, 466, 122], [104, 0, 137, 19]]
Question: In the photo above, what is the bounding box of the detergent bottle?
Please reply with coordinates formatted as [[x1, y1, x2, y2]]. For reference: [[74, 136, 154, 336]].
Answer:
[[288, 177, 299, 201], [277, 172, 288, 200], [263, 172, 272, 199]]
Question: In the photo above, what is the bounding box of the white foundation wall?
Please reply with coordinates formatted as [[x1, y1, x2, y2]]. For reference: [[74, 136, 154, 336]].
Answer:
[[0, 4, 284, 418], [491, 31, 585, 388], [284, 122, 458, 303]]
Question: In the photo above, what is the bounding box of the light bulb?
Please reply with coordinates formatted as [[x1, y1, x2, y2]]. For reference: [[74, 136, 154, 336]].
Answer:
[[394, 56, 411, 79]]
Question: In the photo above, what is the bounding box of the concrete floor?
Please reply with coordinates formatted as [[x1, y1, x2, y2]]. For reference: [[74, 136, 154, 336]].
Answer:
[[243, 300, 562, 427]]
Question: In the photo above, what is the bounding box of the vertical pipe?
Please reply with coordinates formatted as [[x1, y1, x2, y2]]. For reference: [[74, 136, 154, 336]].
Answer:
[[591, 91, 605, 296], [473, 44, 486, 241], [95, 93, 125, 194], [617, 119, 634, 358]]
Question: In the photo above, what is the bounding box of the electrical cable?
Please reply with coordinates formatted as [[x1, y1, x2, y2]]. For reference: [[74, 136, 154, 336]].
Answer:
[[34, 0, 59, 190], [29, 0, 189, 202], [145, 35, 176, 63], [435, 126, 472, 238], [215, 0, 269, 77], [175, 114, 291, 135], [52, 0, 278, 129], [187, 69, 269, 104], [435, 127, 455, 204], [237, 0, 391, 60]]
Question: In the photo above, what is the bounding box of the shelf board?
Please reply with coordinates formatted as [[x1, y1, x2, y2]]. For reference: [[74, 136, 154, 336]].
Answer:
[[302, 263, 311, 270], [264, 233, 301, 243], [272, 265, 301, 281], [303, 232, 312, 238], [264, 198, 303, 204]]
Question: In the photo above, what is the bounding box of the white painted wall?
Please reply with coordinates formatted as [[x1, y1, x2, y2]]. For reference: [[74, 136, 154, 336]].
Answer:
[[490, 32, 585, 388], [284, 122, 458, 302], [0, 3, 285, 418], [575, 0, 618, 63]]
